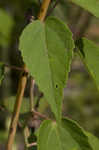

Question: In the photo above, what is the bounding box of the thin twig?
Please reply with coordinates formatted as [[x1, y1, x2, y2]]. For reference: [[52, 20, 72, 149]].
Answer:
[[5, 64, 28, 72], [38, 0, 51, 21], [27, 142, 37, 147], [46, 0, 59, 17], [6, 65, 28, 150], [32, 109, 49, 120], [30, 77, 35, 112], [24, 126, 30, 147]]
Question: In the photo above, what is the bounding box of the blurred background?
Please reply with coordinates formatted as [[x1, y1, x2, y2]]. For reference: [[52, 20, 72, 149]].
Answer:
[[0, 0, 99, 149]]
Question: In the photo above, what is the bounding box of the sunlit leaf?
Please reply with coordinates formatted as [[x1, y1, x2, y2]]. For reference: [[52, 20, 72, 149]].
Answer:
[[19, 17, 74, 121], [37, 118, 92, 150], [86, 132, 99, 150]]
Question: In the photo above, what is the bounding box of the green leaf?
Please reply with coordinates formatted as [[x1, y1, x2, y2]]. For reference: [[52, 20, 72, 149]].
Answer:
[[0, 62, 5, 85], [19, 17, 74, 121], [71, 0, 99, 18], [37, 118, 92, 150], [0, 9, 14, 46], [86, 132, 99, 150], [76, 38, 99, 90]]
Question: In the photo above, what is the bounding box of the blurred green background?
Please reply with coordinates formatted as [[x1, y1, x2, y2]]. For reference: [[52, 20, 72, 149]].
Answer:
[[0, 0, 99, 149]]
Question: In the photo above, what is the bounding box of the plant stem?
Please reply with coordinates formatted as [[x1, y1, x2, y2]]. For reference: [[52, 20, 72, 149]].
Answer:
[[38, 0, 51, 21], [24, 126, 30, 148], [46, 0, 59, 17], [30, 77, 35, 112], [6, 0, 51, 149], [27, 142, 37, 147], [6, 65, 28, 150], [33, 109, 49, 120], [5, 64, 27, 72]]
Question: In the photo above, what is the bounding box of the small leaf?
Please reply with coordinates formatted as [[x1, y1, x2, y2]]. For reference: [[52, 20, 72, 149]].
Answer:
[[86, 132, 99, 150], [76, 38, 99, 90], [0, 62, 5, 85], [71, 0, 99, 18], [19, 17, 74, 121], [37, 118, 92, 150]]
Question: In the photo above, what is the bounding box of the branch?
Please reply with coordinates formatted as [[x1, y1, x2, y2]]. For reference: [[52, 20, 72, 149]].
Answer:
[[38, 0, 51, 21], [6, 65, 28, 150], [5, 64, 27, 72], [46, 0, 59, 17], [32, 109, 49, 120], [30, 77, 35, 112], [6, 0, 51, 149], [27, 142, 37, 147]]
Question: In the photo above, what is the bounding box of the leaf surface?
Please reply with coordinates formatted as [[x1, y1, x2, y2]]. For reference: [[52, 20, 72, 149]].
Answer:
[[86, 132, 99, 150], [37, 118, 92, 150], [76, 38, 99, 90], [71, 0, 99, 18], [19, 17, 74, 121]]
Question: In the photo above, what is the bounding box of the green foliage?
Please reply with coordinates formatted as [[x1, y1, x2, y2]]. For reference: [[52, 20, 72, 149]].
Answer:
[[0, 0, 99, 149], [19, 17, 74, 121], [87, 132, 99, 150], [76, 38, 99, 90], [37, 118, 92, 150], [0, 9, 14, 46], [71, 0, 99, 18]]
